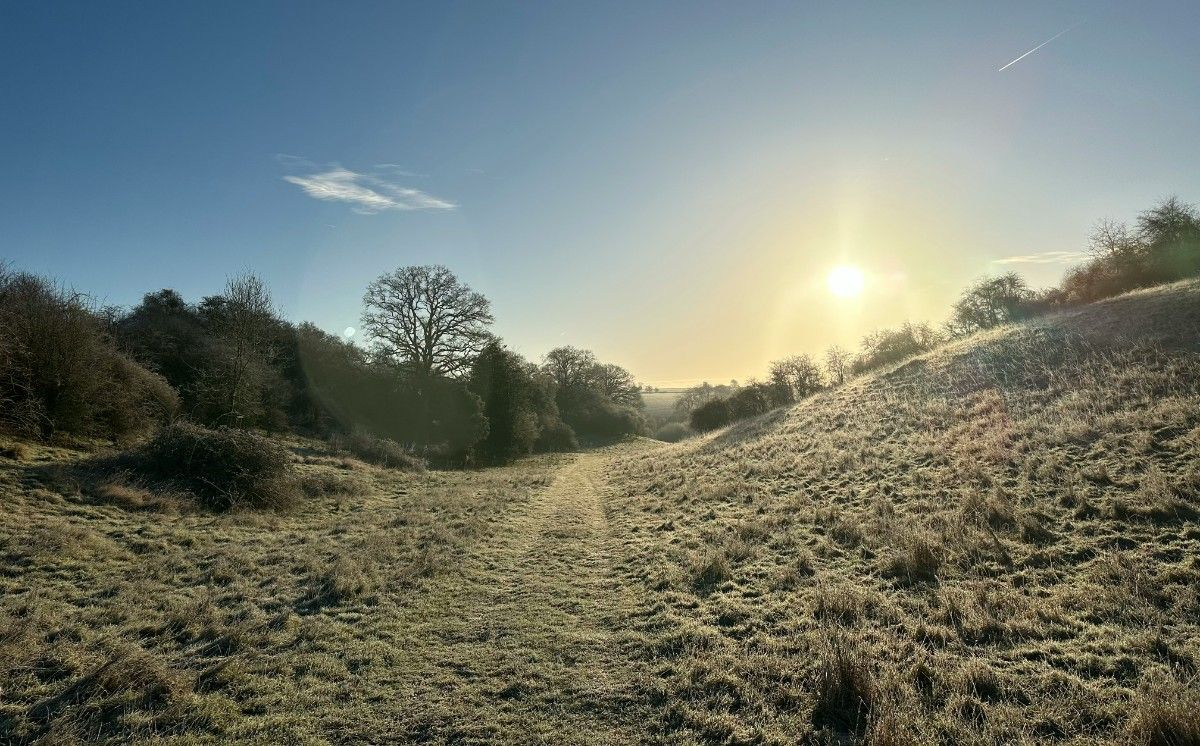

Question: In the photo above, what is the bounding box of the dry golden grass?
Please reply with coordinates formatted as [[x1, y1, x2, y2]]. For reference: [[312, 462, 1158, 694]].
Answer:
[[2, 280, 1199, 744], [605, 279, 1200, 743], [1, 436, 659, 743]]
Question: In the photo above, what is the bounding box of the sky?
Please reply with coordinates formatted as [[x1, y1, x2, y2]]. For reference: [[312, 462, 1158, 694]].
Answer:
[[3, 1, 1199, 387]]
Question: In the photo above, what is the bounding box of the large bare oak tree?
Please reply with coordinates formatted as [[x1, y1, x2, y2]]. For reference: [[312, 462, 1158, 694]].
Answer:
[[361, 265, 493, 377]]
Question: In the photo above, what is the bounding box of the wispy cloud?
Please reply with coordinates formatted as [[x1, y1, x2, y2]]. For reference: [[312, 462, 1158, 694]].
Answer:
[[280, 159, 455, 214], [992, 250, 1088, 265], [998, 22, 1082, 72], [373, 163, 424, 177]]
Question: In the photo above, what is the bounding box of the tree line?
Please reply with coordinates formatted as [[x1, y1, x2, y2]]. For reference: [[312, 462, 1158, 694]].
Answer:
[[677, 195, 1200, 433], [4, 195, 1196, 448], [0, 263, 645, 465]]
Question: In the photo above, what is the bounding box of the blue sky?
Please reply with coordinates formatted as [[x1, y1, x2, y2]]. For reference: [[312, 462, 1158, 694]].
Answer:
[[3, 1, 1199, 385]]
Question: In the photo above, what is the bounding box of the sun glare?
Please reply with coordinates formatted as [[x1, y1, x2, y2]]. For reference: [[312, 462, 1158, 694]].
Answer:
[[826, 265, 865, 298]]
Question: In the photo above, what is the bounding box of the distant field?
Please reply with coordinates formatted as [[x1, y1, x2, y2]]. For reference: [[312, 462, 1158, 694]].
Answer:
[[641, 390, 684, 423]]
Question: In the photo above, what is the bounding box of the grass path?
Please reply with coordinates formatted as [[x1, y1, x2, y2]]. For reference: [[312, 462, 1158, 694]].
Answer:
[[361, 445, 658, 743]]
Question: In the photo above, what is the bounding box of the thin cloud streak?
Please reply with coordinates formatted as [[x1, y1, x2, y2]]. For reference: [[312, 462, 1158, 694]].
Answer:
[[998, 23, 1081, 72], [282, 165, 455, 214], [992, 250, 1088, 265]]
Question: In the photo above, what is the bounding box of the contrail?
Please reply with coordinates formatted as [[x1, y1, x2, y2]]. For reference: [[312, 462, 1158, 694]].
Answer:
[[998, 23, 1081, 72]]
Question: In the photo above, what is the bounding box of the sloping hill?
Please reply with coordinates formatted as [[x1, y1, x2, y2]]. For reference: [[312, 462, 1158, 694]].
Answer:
[[605, 280, 1200, 744], [2, 282, 1198, 745]]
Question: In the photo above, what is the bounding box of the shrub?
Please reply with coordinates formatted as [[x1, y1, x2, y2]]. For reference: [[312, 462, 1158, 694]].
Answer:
[[947, 273, 1042, 337], [406, 374, 489, 463], [329, 429, 425, 471], [673, 381, 738, 420], [468, 341, 542, 463], [134, 422, 297, 510], [690, 398, 732, 432], [769, 354, 825, 402], [728, 384, 772, 419], [188, 274, 292, 430], [1058, 197, 1200, 305], [542, 347, 647, 442], [557, 386, 645, 442], [534, 418, 579, 452], [653, 421, 693, 443], [101, 354, 181, 440], [0, 271, 178, 441], [852, 322, 942, 374]]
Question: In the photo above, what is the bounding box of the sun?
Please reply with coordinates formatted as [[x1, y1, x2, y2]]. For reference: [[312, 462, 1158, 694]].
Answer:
[[826, 265, 865, 298]]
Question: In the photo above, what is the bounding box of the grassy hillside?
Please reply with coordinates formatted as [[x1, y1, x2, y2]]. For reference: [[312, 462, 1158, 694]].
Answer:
[[2, 281, 1198, 745], [605, 279, 1200, 743]]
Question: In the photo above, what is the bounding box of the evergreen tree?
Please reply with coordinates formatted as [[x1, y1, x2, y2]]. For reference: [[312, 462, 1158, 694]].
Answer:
[[469, 341, 539, 463]]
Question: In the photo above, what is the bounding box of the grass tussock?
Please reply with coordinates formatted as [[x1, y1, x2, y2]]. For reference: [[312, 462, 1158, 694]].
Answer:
[[304, 554, 377, 609], [27, 643, 194, 741], [329, 429, 426, 471], [91, 479, 184, 512], [688, 549, 733, 593], [2, 441, 31, 461], [879, 531, 944, 584], [298, 469, 361, 498], [135, 422, 299, 510], [811, 634, 876, 734], [1127, 674, 1200, 746]]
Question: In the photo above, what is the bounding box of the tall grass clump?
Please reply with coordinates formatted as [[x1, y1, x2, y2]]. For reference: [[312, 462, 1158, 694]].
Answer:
[[880, 532, 944, 584], [811, 634, 877, 734], [134, 422, 297, 510], [1126, 674, 1200, 746], [26, 642, 193, 742], [329, 429, 425, 471]]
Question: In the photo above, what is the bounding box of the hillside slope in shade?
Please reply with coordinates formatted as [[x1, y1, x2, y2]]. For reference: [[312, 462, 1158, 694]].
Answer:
[[606, 279, 1200, 744]]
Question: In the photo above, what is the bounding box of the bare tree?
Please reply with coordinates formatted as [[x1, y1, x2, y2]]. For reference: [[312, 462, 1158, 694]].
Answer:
[[824, 345, 851, 386], [589, 362, 643, 407], [362, 265, 493, 377], [1089, 218, 1138, 257], [541, 346, 597, 389], [673, 381, 736, 419], [1137, 196, 1200, 245], [769, 354, 824, 403], [197, 273, 279, 425], [947, 273, 1035, 337]]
